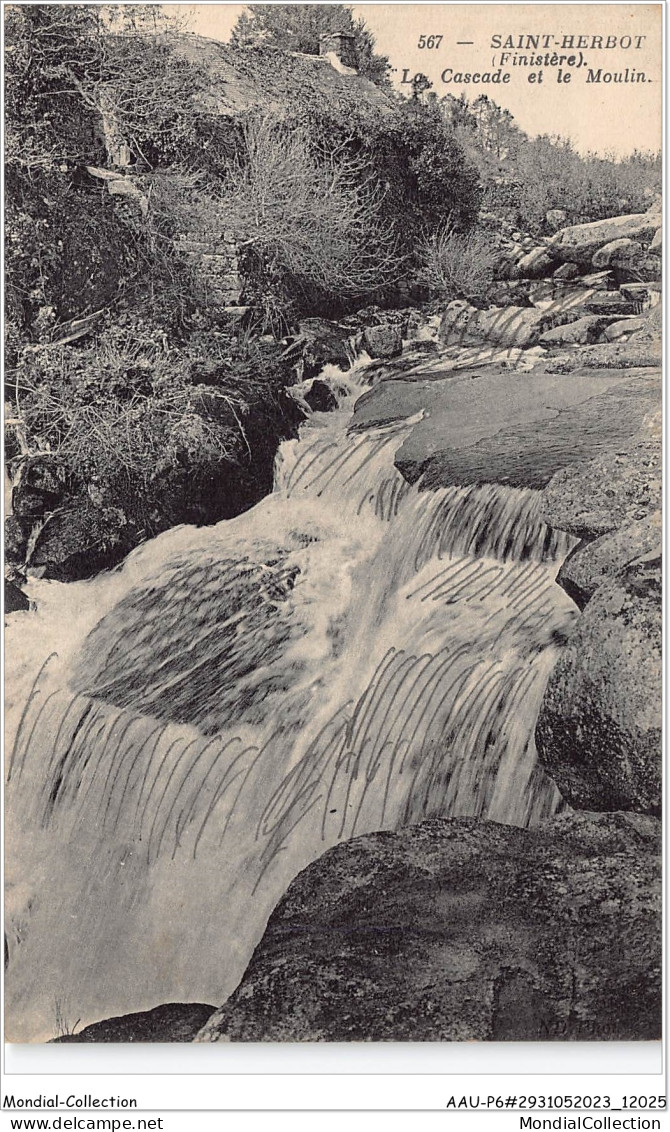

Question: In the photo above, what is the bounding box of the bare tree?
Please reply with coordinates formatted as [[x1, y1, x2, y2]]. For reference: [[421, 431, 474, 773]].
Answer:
[[417, 218, 497, 304], [222, 113, 401, 311]]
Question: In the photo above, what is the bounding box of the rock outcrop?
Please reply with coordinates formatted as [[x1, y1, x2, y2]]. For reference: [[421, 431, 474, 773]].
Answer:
[[545, 340, 661, 372], [538, 315, 614, 346], [439, 301, 581, 350], [557, 511, 661, 610], [304, 378, 339, 413], [4, 579, 30, 614], [351, 367, 659, 492], [549, 212, 660, 266], [536, 552, 661, 815], [361, 323, 403, 359], [198, 813, 661, 1042], [541, 407, 661, 539], [591, 237, 643, 271], [536, 407, 661, 816], [296, 318, 355, 379]]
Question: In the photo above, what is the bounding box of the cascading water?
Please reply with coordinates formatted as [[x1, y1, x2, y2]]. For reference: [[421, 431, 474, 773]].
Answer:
[[5, 362, 578, 1042]]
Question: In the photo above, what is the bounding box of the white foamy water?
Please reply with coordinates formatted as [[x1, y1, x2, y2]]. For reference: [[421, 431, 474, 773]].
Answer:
[[5, 370, 577, 1041]]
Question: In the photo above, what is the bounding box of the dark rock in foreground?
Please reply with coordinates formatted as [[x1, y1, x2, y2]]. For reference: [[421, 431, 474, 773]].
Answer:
[[54, 1003, 216, 1043], [304, 379, 339, 413], [536, 549, 661, 816], [297, 317, 354, 379], [4, 579, 30, 613], [361, 323, 403, 359], [198, 813, 661, 1043]]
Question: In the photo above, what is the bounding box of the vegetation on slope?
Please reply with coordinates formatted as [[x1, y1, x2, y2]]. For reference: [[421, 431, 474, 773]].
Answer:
[[4, 5, 661, 579]]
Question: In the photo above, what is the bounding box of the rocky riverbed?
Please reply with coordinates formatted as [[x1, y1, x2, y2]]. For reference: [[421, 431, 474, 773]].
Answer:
[[7, 204, 662, 1044]]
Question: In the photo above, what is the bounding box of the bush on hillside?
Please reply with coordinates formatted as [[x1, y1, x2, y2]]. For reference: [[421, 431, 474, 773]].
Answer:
[[496, 138, 660, 231], [441, 93, 661, 231], [417, 221, 497, 306], [4, 6, 484, 576], [7, 317, 303, 574], [222, 113, 402, 330]]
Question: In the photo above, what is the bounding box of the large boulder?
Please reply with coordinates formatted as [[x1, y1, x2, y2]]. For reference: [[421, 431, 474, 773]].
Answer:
[[361, 323, 403, 359], [296, 318, 354, 379], [538, 316, 615, 347], [27, 501, 131, 581], [352, 367, 658, 492], [591, 238, 643, 271], [557, 510, 661, 610], [600, 317, 647, 342], [549, 213, 660, 266], [541, 407, 661, 539], [545, 340, 661, 372], [536, 552, 661, 815], [537, 403, 661, 816], [198, 813, 661, 1042]]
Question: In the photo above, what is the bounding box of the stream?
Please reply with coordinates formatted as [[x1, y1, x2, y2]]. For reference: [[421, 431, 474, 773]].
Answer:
[[5, 355, 578, 1042]]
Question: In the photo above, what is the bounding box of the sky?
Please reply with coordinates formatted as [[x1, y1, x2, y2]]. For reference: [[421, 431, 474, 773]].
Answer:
[[169, 3, 662, 157]]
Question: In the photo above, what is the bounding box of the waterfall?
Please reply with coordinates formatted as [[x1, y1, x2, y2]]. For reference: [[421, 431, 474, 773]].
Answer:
[[5, 375, 577, 1041]]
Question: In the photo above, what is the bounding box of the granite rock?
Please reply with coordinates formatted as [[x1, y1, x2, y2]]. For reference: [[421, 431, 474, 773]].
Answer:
[[198, 814, 661, 1042]]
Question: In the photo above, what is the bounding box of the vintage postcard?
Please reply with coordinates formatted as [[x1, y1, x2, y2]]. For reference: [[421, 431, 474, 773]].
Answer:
[[3, 2, 662, 1048]]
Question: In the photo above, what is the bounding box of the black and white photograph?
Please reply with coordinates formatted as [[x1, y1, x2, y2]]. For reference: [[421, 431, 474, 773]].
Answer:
[[3, 1, 662, 1052]]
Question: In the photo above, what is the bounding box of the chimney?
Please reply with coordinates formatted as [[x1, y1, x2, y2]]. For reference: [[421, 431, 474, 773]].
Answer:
[[319, 31, 357, 71]]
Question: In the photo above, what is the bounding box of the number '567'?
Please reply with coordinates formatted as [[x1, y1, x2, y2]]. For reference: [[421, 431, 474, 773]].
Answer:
[[418, 34, 443, 48]]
